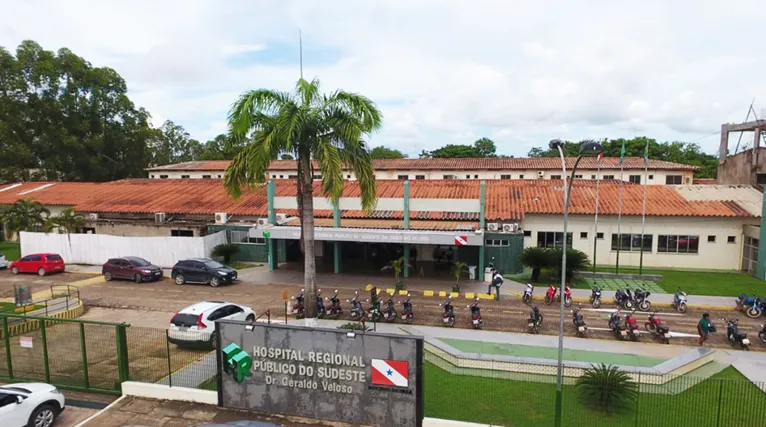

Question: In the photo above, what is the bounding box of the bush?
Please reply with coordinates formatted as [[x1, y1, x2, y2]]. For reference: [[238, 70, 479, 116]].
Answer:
[[337, 322, 371, 331], [549, 248, 590, 283], [212, 243, 240, 264], [575, 364, 638, 414], [519, 247, 552, 281]]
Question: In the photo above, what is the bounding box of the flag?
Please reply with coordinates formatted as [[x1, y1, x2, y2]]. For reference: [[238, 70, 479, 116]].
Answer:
[[597, 152, 603, 162], [643, 141, 649, 164], [619, 141, 626, 164], [371, 359, 409, 388]]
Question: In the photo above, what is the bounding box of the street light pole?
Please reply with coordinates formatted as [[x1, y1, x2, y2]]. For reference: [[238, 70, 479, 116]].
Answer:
[[550, 139, 603, 427]]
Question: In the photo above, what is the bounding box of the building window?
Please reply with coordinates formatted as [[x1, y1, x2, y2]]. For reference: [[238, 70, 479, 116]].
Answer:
[[202, 175, 211, 179], [159, 175, 168, 179], [757, 174, 766, 185], [181, 175, 190, 179], [398, 175, 409, 180], [443, 175, 457, 179], [591, 175, 596, 179], [743, 236, 759, 273], [665, 175, 682, 185], [217, 175, 222, 178], [150, 175, 155, 178], [519, 175, 524, 179], [629, 175, 641, 184], [231, 230, 266, 245], [415, 175, 425, 180], [466, 175, 471, 179], [474, 175, 479, 179], [279, 175, 284, 179], [648, 174, 654, 180], [574, 174, 583, 179], [580, 232, 588, 239], [597, 232, 604, 239], [501, 175, 512, 180], [523, 230, 531, 237], [313, 174, 321, 179], [657, 235, 699, 254], [728, 236, 736, 244], [603, 175, 614, 180], [707, 235, 716, 243], [82, 227, 96, 234], [485, 239, 510, 247], [537, 231, 572, 248], [170, 229, 194, 237], [289, 175, 298, 179], [347, 175, 351, 179], [272, 175, 277, 178], [611, 234, 652, 252], [550, 175, 562, 180]]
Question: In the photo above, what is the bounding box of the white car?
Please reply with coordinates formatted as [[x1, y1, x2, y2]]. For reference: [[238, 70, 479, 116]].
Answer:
[[0, 251, 8, 269], [0, 383, 65, 427], [168, 301, 255, 348]]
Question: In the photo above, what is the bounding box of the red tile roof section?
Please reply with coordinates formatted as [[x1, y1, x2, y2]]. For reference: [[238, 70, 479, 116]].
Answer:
[[692, 179, 717, 185], [286, 218, 479, 231], [146, 157, 698, 172]]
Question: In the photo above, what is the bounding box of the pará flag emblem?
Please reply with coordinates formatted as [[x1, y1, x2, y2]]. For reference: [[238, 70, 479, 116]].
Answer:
[[371, 359, 409, 388]]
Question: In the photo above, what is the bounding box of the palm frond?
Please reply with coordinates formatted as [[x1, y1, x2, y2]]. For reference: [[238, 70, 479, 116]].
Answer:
[[296, 78, 322, 109], [227, 89, 293, 141], [326, 90, 383, 132], [314, 139, 345, 201]]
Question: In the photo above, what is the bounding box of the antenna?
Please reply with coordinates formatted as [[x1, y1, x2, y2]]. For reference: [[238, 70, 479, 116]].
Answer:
[[299, 29, 303, 79]]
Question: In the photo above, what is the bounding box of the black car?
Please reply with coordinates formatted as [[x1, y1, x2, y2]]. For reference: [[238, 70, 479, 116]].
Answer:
[[171, 258, 237, 287], [102, 256, 163, 283]]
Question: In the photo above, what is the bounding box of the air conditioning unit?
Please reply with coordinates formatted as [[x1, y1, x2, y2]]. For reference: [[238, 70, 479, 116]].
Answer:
[[214, 212, 228, 224], [487, 223, 500, 232], [502, 223, 517, 233], [256, 218, 270, 226], [275, 213, 288, 223], [87, 213, 99, 221], [154, 213, 166, 223], [537, 171, 545, 178]]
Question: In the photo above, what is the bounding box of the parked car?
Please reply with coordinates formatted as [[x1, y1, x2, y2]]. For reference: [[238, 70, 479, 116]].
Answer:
[[102, 256, 163, 283], [171, 258, 237, 287], [9, 253, 65, 276], [0, 382, 66, 427], [168, 301, 255, 348], [0, 251, 8, 269]]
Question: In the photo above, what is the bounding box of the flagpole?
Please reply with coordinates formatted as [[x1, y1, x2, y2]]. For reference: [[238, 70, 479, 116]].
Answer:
[[592, 155, 601, 277], [639, 142, 648, 274], [615, 148, 625, 274]]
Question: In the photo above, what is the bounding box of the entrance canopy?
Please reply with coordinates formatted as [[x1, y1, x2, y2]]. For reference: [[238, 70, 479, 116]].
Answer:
[[250, 226, 484, 246]]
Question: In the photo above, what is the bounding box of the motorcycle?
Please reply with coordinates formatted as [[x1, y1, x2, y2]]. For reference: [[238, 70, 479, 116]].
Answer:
[[366, 297, 381, 322], [672, 289, 688, 313], [725, 318, 750, 350], [590, 287, 602, 308], [633, 288, 652, 311], [523, 283, 534, 305], [759, 323, 766, 344], [735, 294, 763, 318], [468, 298, 483, 329], [613, 289, 635, 310], [291, 288, 305, 319], [325, 290, 342, 319], [440, 297, 455, 327], [645, 312, 670, 344], [544, 285, 572, 307], [382, 297, 398, 323], [624, 312, 640, 341], [608, 311, 628, 340], [347, 292, 364, 321], [528, 306, 543, 334], [315, 289, 326, 319], [400, 295, 413, 324], [572, 305, 587, 337]]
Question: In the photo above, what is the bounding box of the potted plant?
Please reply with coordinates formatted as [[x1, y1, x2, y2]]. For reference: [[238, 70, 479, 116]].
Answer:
[[381, 256, 411, 291], [452, 261, 469, 293]]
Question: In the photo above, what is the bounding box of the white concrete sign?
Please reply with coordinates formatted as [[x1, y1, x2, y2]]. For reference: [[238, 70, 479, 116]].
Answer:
[[250, 227, 484, 246]]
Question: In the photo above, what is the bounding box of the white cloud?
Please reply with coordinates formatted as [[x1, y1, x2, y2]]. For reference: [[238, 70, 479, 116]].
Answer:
[[1, 0, 764, 156]]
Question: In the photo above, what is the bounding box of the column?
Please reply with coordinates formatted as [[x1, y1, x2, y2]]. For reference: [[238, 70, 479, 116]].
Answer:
[[478, 181, 486, 281], [267, 181, 278, 271], [333, 200, 341, 274], [403, 180, 411, 278], [756, 184, 766, 280]]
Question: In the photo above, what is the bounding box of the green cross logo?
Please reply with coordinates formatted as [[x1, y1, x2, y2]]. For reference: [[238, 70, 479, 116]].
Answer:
[[222, 343, 252, 383]]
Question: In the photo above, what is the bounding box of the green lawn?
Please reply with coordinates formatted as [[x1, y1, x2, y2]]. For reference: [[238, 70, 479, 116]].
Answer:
[[0, 302, 44, 314], [0, 241, 20, 262]]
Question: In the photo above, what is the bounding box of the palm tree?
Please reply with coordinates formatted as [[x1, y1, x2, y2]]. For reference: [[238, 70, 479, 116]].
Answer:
[[45, 208, 84, 234], [575, 364, 638, 414], [0, 198, 50, 240], [452, 261, 469, 292], [519, 247, 552, 281], [223, 78, 381, 322], [381, 256, 412, 289]]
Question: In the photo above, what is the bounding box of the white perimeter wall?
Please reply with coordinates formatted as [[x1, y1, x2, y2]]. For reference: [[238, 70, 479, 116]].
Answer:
[[521, 214, 755, 270], [19, 230, 227, 268]]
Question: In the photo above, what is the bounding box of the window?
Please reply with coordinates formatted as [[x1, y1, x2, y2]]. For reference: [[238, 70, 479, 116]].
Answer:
[[150, 175, 155, 178], [347, 175, 351, 179], [550, 175, 562, 180], [272, 175, 277, 178], [574, 174, 583, 179], [217, 175, 222, 178], [289, 175, 298, 179], [231, 230, 266, 245], [398, 175, 409, 180], [603, 175, 614, 180], [757, 174, 766, 185], [629, 175, 641, 184], [523, 230, 531, 237], [657, 235, 699, 254], [202, 175, 211, 179], [611, 234, 652, 252], [171, 229, 194, 237], [82, 227, 96, 234], [415, 175, 425, 180], [580, 232, 588, 239], [279, 175, 284, 179], [536, 231, 572, 248], [443, 175, 457, 179], [591, 175, 596, 179], [466, 175, 471, 179], [743, 236, 759, 273], [160, 175, 169, 179], [181, 175, 190, 179], [313, 174, 321, 179], [519, 174, 524, 179], [648, 174, 654, 180], [485, 239, 510, 247], [474, 175, 479, 179], [728, 236, 736, 244], [597, 232, 604, 239], [665, 175, 682, 185], [707, 235, 716, 243], [501, 175, 512, 180]]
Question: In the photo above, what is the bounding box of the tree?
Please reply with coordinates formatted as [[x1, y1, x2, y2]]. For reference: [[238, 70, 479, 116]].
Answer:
[[212, 243, 240, 264], [422, 137, 499, 158], [381, 256, 412, 289], [280, 153, 294, 160], [549, 248, 590, 283], [0, 198, 50, 240], [45, 207, 84, 234], [147, 120, 201, 166], [452, 261, 469, 292], [224, 78, 381, 321], [370, 146, 407, 159], [473, 138, 497, 157], [575, 364, 638, 414], [519, 247, 552, 281]]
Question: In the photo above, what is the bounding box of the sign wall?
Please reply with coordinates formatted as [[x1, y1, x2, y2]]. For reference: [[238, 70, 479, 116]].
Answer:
[[250, 226, 484, 246]]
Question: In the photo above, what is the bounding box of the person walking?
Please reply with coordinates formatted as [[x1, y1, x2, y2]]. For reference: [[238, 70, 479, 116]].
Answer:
[[698, 313, 712, 346], [487, 270, 504, 301]]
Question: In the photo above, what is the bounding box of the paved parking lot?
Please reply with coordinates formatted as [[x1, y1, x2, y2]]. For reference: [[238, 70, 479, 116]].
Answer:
[[0, 270, 85, 299]]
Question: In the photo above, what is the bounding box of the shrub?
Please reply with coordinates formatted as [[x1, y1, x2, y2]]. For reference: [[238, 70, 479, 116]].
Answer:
[[519, 247, 552, 281], [337, 322, 371, 331], [575, 364, 638, 414], [212, 243, 240, 264], [549, 248, 590, 282]]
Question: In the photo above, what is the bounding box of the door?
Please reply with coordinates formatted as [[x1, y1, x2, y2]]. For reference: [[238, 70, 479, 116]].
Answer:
[[17, 255, 41, 273], [188, 261, 207, 283], [0, 393, 26, 427], [207, 307, 229, 322], [225, 305, 246, 321]]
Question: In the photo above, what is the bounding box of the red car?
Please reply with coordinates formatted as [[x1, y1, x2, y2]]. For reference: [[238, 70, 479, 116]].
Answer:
[[9, 253, 66, 276]]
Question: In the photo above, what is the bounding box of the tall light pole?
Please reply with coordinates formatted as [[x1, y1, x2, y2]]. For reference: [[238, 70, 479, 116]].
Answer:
[[550, 139, 604, 427]]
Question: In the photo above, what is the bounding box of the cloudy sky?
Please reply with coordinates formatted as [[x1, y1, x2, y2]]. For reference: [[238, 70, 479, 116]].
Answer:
[[1, 0, 764, 157]]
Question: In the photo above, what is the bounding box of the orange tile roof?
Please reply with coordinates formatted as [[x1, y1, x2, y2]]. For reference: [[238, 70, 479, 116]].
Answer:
[[286, 217, 479, 231], [692, 178, 717, 185], [146, 157, 698, 172], [0, 182, 101, 206]]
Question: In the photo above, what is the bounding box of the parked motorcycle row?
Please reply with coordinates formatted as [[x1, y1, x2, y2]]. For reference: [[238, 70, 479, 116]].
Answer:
[[735, 294, 765, 318], [525, 284, 689, 315]]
